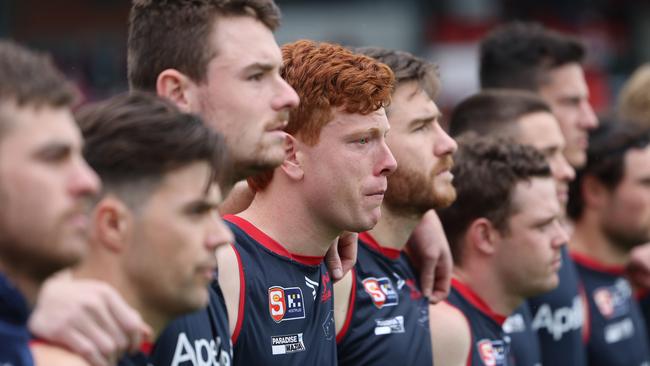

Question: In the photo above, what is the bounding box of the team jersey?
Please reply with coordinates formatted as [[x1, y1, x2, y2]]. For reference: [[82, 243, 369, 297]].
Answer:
[[445, 278, 511, 366], [149, 282, 233, 366], [503, 303, 541, 366], [336, 232, 432, 366], [526, 246, 587, 366], [118, 343, 154, 366], [224, 215, 337, 366], [572, 252, 650, 366], [0, 272, 33, 366], [639, 291, 650, 351]]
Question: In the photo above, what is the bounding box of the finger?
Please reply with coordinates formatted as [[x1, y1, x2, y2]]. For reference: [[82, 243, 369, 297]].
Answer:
[[420, 259, 435, 300], [325, 241, 344, 281], [103, 287, 152, 352], [66, 329, 111, 366], [338, 232, 358, 276], [72, 309, 120, 360], [429, 253, 452, 304], [84, 293, 129, 355]]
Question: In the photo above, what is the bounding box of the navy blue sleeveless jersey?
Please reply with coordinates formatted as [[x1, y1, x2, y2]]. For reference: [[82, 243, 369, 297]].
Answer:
[[639, 290, 650, 351], [0, 272, 33, 366], [446, 279, 511, 366], [149, 282, 233, 366], [118, 343, 153, 366], [224, 215, 337, 366], [572, 252, 650, 366], [336, 232, 432, 366], [503, 303, 540, 366], [526, 246, 587, 366]]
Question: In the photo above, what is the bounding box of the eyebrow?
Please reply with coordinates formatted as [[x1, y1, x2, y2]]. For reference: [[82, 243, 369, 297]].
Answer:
[[346, 126, 386, 139], [184, 197, 221, 213], [242, 62, 276, 73], [408, 113, 441, 129], [33, 141, 73, 158]]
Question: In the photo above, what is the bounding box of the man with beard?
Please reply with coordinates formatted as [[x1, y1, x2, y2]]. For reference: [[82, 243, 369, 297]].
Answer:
[[217, 40, 396, 365], [334, 48, 456, 366], [449, 89, 578, 366], [567, 121, 650, 366], [0, 40, 100, 366], [31, 2, 454, 364], [433, 135, 568, 366]]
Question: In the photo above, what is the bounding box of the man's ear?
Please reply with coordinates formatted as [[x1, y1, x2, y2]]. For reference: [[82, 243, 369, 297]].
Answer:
[[93, 196, 134, 253], [466, 218, 500, 257], [156, 68, 198, 113], [582, 175, 609, 210], [280, 134, 304, 181]]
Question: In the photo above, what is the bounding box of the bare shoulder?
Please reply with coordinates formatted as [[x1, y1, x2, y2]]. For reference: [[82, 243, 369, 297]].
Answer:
[[429, 301, 472, 366], [31, 343, 90, 366], [216, 243, 242, 337]]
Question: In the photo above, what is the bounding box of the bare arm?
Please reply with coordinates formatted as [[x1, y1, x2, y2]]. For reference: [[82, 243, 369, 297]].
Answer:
[[219, 180, 255, 216], [29, 273, 151, 366], [406, 210, 453, 303], [31, 343, 91, 366], [216, 244, 242, 338], [429, 301, 471, 366]]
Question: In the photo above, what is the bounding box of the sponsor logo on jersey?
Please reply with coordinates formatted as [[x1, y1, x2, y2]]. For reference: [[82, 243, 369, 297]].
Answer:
[[271, 333, 306, 355], [503, 312, 526, 333], [593, 279, 631, 319], [531, 295, 583, 340], [476, 339, 508, 366], [268, 286, 305, 323], [374, 316, 405, 335], [362, 277, 399, 308], [170, 332, 232, 366], [604, 317, 636, 344]]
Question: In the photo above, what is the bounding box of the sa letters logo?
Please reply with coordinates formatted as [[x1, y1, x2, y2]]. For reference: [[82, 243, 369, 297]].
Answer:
[[362, 277, 399, 309], [269, 286, 306, 322]]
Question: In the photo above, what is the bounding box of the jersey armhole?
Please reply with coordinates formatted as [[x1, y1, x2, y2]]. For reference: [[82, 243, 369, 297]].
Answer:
[[231, 244, 246, 345], [336, 268, 357, 344]]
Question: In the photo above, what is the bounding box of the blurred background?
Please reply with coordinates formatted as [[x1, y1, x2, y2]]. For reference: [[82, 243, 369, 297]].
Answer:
[[2, 0, 649, 118]]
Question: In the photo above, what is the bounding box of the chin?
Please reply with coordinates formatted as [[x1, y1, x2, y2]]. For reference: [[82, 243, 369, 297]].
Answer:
[[347, 213, 381, 233], [176, 290, 210, 314]]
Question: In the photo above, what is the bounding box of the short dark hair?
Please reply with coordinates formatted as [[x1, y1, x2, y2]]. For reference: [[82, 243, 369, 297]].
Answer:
[[0, 39, 77, 109], [449, 89, 552, 138], [438, 134, 551, 266], [128, 0, 281, 91], [479, 21, 585, 91], [76, 92, 230, 206], [354, 46, 440, 100], [567, 119, 650, 220]]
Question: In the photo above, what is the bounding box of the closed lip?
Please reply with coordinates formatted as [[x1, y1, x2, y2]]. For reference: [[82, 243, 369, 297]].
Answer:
[[266, 119, 289, 132]]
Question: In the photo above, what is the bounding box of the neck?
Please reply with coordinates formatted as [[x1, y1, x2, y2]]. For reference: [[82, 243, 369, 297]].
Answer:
[[571, 214, 630, 266], [74, 255, 167, 340], [368, 205, 422, 251], [238, 186, 340, 257], [0, 261, 40, 306], [453, 264, 522, 317]]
